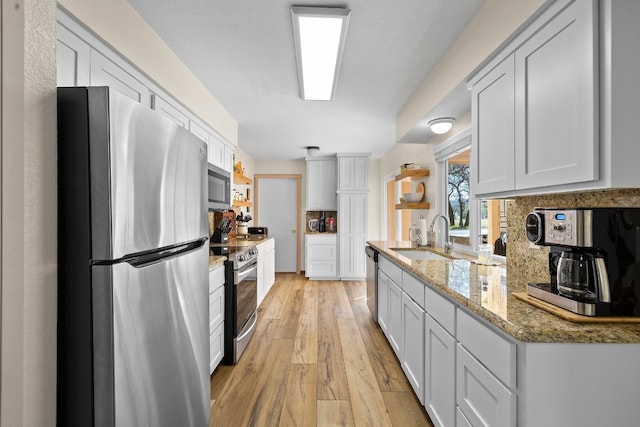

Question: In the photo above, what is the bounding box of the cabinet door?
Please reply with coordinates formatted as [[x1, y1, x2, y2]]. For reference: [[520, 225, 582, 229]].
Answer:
[[209, 285, 224, 332], [377, 270, 390, 334], [306, 159, 337, 210], [209, 322, 224, 374], [401, 293, 424, 404], [471, 55, 515, 195], [387, 280, 403, 358], [425, 314, 455, 427], [456, 345, 516, 427], [514, 0, 598, 189], [89, 50, 151, 105], [222, 145, 234, 173], [57, 24, 91, 86], [338, 193, 367, 279], [208, 135, 225, 168], [189, 120, 210, 143], [338, 156, 369, 191], [257, 250, 266, 307], [152, 94, 189, 128]]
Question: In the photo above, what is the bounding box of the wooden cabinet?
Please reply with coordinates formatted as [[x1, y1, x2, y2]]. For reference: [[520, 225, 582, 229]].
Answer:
[[256, 238, 275, 307], [305, 234, 337, 279], [209, 264, 225, 374], [469, 0, 601, 197], [424, 313, 455, 427], [337, 154, 369, 192], [338, 193, 367, 279], [306, 158, 337, 210], [401, 293, 425, 404]]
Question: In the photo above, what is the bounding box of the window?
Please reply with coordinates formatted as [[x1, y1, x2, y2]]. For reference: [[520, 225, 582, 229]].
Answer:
[[434, 129, 508, 258]]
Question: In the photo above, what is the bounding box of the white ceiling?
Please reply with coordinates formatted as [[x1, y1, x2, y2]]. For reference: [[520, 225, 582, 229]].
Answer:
[[128, 0, 484, 160]]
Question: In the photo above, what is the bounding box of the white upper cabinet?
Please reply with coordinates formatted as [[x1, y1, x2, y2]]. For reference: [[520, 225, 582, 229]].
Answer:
[[89, 50, 151, 106], [306, 157, 337, 210], [514, 0, 598, 189], [471, 55, 515, 195], [468, 0, 640, 198], [57, 24, 90, 87], [337, 154, 369, 192], [152, 94, 189, 128]]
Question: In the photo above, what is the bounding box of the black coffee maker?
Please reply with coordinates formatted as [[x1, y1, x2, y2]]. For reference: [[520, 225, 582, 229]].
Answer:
[[525, 208, 640, 316]]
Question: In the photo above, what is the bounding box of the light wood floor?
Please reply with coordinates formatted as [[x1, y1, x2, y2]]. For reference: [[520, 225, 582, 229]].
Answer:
[[210, 273, 434, 427]]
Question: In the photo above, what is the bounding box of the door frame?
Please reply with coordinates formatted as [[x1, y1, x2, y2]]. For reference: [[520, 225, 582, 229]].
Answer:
[[254, 174, 302, 274]]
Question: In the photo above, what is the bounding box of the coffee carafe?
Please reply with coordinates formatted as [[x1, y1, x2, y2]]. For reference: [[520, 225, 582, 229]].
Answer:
[[555, 251, 609, 302]]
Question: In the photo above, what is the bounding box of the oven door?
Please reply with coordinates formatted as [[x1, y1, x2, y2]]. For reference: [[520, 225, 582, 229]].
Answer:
[[234, 260, 257, 336]]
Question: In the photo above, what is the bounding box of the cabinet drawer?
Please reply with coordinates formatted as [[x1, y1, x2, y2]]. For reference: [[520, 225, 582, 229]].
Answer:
[[209, 286, 224, 331], [457, 309, 516, 388], [425, 285, 455, 336], [307, 243, 336, 260], [209, 322, 224, 374], [379, 256, 402, 286], [456, 344, 516, 427], [209, 264, 225, 294], [402, 271, 425, 308]]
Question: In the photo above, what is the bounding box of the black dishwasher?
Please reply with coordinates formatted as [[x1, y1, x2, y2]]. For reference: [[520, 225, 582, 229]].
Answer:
[[365, 246, 379, 323]]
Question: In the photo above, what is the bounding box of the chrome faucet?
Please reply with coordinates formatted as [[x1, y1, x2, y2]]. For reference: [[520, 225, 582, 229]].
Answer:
[[430, 214, 452, 254]]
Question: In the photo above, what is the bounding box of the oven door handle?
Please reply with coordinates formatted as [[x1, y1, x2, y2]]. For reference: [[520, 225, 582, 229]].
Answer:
[[236, 311, 257, 341], [236, 262, 257, 283]]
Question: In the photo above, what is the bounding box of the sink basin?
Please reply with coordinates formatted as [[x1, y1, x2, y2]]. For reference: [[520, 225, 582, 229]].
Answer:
[[391, 249, 448, 261]]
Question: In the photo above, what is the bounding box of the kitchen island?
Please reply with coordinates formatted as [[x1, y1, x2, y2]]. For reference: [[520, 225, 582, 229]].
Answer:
[[367, 240, 640, 427]]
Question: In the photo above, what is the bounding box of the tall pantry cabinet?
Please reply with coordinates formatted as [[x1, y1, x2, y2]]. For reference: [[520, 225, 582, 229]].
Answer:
[[337, 154, 370, 280]]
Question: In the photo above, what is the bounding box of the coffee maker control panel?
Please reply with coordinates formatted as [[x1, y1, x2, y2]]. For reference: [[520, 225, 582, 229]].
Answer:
[[542, 209, 591, 247]]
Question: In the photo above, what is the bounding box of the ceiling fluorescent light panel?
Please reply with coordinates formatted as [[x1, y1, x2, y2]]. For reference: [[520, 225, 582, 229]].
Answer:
[[291, 7, 351, 101]]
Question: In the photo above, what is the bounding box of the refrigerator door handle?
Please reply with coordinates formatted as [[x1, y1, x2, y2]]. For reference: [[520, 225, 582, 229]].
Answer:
[[124, 238, 207, 268]]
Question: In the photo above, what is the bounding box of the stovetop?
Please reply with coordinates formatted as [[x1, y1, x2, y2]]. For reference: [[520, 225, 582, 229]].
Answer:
[[210, 242, 258, 268]]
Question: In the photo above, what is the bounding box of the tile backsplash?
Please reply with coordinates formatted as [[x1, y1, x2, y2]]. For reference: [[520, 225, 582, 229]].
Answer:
[[506, 189, 640, 290]]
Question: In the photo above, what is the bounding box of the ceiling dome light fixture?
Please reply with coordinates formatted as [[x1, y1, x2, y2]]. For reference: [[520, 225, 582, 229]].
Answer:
[[306, 146, 320, 157], [428, 117, 455, 134]]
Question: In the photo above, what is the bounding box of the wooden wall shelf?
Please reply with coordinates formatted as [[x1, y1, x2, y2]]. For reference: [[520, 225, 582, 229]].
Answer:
[[234, 172, 252, 185], [232, 200, 252, 208], [395, 169, 430, 181], [395, 202, 430, 210]]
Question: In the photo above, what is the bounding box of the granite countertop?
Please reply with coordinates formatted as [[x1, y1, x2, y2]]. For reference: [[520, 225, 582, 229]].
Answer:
[[367, 240, 640, 344], [209, 255, 226, 268]]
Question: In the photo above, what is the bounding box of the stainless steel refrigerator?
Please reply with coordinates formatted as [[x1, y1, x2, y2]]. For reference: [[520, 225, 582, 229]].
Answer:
[[57, 87, 210, 426]]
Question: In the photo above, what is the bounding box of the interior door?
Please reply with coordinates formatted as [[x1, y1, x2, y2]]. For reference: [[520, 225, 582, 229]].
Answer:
[[256, 177, 299, 273]]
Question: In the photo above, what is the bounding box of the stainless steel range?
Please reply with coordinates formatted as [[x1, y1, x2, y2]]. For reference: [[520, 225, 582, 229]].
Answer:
[[212, 245, 258, 364]]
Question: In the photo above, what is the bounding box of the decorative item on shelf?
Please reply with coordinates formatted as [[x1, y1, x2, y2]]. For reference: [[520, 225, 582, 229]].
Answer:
[[400, 163, 421, 172], [236, 211, 253, 238], [404, 192, 422, 203]]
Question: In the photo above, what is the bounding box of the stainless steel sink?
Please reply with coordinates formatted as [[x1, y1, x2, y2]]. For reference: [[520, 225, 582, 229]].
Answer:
[[390, 249, 448, 261]]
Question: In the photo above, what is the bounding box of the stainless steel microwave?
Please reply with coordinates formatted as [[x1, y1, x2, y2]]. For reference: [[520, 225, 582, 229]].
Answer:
[[208, 163, 231, 210]]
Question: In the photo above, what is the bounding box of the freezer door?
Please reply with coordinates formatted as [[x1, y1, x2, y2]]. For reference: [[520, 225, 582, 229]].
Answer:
[[88, 88, 208, 260], [92, 244, 209, 427]]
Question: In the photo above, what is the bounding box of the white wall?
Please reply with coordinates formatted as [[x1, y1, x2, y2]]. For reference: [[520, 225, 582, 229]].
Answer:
[[58, 0, 238, 145], [396, 0, 543, 141], [2, 0, 58, 425]]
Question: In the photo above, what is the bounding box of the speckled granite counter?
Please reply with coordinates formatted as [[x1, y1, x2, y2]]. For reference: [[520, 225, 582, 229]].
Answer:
[[209, 255, 226, 269], [367, 241, 640, 344]]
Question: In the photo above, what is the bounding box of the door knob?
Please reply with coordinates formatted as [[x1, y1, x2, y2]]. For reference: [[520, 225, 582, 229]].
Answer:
[[292, 229, 296, 233]]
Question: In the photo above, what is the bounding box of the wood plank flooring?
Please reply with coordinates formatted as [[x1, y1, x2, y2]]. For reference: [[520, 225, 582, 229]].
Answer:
[[210, 273, 433, 427]]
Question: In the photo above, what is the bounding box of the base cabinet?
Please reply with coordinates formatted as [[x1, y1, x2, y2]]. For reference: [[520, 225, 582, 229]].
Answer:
[[401, 293, 425, 404], [257, 238, 276, 307], [305, 234, 337, 279], [456, 345, 516, 427], [424, 314, 455, 427], [209, 264, 225, 374]]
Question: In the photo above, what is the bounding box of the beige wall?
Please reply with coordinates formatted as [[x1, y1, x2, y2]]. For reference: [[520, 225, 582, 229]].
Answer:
[[396, 0, 544, 141], [59, 0, 238, 145], [2, 0, 58, 425]]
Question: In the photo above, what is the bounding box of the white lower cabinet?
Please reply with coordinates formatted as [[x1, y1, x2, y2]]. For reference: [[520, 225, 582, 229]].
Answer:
[[305, 234, 337, 279], [424, 313, 455, 427], [209, 264, 225, 374], [257, 238, 276, 307], [387, 279, 403, 358], [377, 270, 390, 334], [401, 293, 424, 404], [456, 344, 516, 427]]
